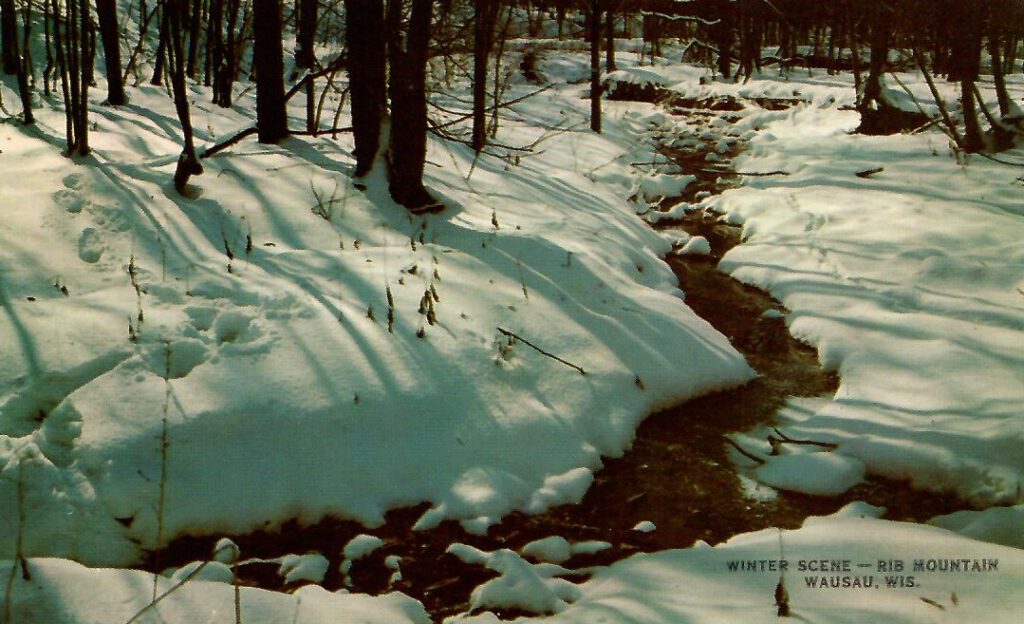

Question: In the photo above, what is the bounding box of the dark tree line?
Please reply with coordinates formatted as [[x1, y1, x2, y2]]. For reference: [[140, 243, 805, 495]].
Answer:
[[1, 0, 1021, 208]]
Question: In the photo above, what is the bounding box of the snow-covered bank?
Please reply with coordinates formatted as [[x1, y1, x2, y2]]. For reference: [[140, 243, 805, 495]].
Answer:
[[447, 509, 1024, 624], [713, 102, 1024, 506], [0, 51, 752, 565], [0, 557, 430, 624]]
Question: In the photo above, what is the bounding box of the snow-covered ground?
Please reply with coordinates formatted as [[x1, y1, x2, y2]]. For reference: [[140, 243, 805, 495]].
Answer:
[[448, 506, 1024, 624], [1, 34, 1023, 623]]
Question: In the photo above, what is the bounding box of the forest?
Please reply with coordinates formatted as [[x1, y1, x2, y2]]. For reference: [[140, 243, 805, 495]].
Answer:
[[0, 1, 1023, 622]]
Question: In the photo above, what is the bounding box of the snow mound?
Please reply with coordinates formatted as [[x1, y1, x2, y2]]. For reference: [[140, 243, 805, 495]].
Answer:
[[929, 505, 1024, 549], [679, 236, 712, 256], [451, 516, 1024, 624], [755, 452, 866, 497], [711, 94, 1024, 506], [522, 536, 573, 564], [276, 553, 330, 584], [0, 58, 753, 564], [447, 547, 582, 617], [0, 558, 430, 624]]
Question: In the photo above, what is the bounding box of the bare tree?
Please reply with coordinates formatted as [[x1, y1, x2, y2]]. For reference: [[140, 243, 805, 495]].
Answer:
[[253, 0, 288, 143], [96, 0, 128, 104]]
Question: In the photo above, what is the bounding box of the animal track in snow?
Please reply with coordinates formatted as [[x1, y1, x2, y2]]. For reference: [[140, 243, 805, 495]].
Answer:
[[78, 228, 105, 263], [53, 189, 89, 214]]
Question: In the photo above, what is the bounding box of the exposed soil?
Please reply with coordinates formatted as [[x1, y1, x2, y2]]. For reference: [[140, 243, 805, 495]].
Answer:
[[147, 95, 971, 622]]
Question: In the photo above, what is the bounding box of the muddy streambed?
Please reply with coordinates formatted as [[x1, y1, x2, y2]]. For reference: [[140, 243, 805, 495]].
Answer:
[[148, 98, 969, 621]]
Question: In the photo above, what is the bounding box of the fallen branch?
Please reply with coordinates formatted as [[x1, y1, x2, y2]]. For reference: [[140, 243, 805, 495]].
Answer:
[[201, 127, 258, 158], [975, 152, 1024, 167], [702, 168, 791, 177], [496, 327, 585, 375], [289, 126, 353, 137], [855, 167, 884, 178], [724, 436, 766, 464], [768, 427, 839, 456]]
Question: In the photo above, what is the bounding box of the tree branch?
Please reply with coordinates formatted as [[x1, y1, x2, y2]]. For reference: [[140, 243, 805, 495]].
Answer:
[[497, 327, 585, 375]]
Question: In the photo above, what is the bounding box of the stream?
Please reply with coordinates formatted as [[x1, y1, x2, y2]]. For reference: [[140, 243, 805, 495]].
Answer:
[[149, 94, 969, 622]]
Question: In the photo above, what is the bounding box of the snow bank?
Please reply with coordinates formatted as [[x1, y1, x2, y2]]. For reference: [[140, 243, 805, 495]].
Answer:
[[0, 48, 752, 564], [450, 514, 1024, 624], [0, 558, 429, 624], [704, 84, 1024, 507]]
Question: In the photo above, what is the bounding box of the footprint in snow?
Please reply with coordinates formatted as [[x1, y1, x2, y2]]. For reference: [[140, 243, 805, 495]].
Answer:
[[77, 228, 105, 264], [62, 173, 85, 190], [53, 188, 90, 214]]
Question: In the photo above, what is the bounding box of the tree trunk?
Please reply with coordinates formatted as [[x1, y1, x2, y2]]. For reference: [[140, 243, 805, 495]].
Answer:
[[589, 0, 601, 133], [715, 2, 733, 78], [185, 0, 202, 77], [214, 0, 241, 106], [1, 0, 18, 74], [96, 0, 127, 104], [960, 76, 984, 152], [166, 0, 203, 191], [345, 0, 387, 178], [605, 2, 615, 72], [473, 0, 499, 153], [206, 0, 222, 86], [253, 0, 288, 143], [296, 0, 316, 69], [988, 21, 1011, 117], [387, 0, 435, 210], [297, 0, 317, 132], [859, 2, 890, 113], [52, 0, 77, 149], [152, 5, 168, 86], [14, 0, 32, 123]]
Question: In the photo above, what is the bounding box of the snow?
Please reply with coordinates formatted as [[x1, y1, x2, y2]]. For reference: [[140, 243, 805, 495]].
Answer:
[[450, 514, 1024, 624], [276, 553, 330, 584], [0, 44, 753, 568], [631, 520, 656, 533], [341, 534, 384, 578], [212, 537, 241, 563], [636, 173, 696, 202], [0, 17, 1021, 623], [678, 236, 712, 256], [343, 534, 385, 561], [709, 91, 1024, 507], [522, 536, 573, 564], [570, 540, 612, 556], [169, 560, 235, 584], [0, 558, 430, 624], [929, 506, 1024, 549], [755, 452, 867, 497], [446, 547, 582, 617]]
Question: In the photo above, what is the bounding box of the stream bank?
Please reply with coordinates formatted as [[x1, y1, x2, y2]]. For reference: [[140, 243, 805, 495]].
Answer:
[[148, 94, 971, 622]]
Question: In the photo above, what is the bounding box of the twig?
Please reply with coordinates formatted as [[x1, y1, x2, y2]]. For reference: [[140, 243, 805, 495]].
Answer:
[[496, 327, 585, 375], [702, 168, 790, 177], [201, 126, 258, 158], [289, 126, 353, 137], [284, 58, 346, 102], [432, 84, 554, 131], [771, 427, 838, 449], [972, 83, 1013, 132], [124, 560, 214, 624], [912, 48, 963, 146], [3, 464, 28, 623], [974, 152, 1024, 167], [855, 167, 884, 178], [724, 437, 765, 464]]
